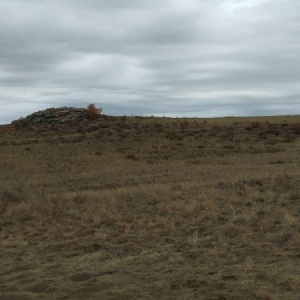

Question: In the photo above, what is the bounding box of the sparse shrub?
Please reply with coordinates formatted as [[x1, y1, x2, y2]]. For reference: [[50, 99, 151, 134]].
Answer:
[[233, 177, 247, 197], [258, 131, 267, 139], [51, 196, 69, 216], [207, 130, 217, 137], [282, 136, 295, 143], [180, 120, 189, 129], [0, 189, 23, 214], [270, 160, 285, 164], [265, 146, 282, 153], [86, 104, 102, 120], [73, 193, 88, 205], [154, 123, 164, 133], [245, 121, 261, 131], [165, 130, 183, 141], [35, 196, 69, 222], [127, 153, 138, 160], [273, 174, 294, 191], [190, 160, 201, 165], [288, 192, 300, 201], [222, 130, 235, 140], [266, 124, 281, 135], [266, 139, 279, 145], [290, 123, 300, 134], [223, 144, 235, 150], [281, 122, 289, 127]]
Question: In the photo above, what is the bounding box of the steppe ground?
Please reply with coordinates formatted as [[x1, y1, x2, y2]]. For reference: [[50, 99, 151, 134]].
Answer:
[[0, 114, 300, 299]]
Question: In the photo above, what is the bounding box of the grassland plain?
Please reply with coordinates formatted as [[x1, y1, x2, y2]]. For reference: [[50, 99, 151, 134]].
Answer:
[[0, 113, 300, 299]]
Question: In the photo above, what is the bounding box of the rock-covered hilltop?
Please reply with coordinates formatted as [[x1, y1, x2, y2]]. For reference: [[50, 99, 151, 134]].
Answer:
[[12, 105, 102, 126]]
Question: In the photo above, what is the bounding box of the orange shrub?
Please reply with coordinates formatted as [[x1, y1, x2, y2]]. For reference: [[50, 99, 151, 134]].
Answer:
[[86, 104, 102, 120]]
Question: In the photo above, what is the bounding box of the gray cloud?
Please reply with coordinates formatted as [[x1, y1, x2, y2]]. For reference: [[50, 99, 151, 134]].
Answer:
[[0, 0, 300, 124]]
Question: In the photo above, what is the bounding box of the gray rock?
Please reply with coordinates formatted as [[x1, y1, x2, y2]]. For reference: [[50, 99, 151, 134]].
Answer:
[[12, 107, 89, 126]]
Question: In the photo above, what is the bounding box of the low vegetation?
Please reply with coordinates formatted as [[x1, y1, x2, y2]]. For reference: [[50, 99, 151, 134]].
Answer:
[[0, 111, 299, 299], [86, 104, 102, 120]]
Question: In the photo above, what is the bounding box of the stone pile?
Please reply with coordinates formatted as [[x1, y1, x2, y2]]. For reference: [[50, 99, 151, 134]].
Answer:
[[12, 107, 88, 126]]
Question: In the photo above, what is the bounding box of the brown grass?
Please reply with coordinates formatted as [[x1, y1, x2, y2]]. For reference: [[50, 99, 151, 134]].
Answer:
[[0, 115, 300, 299]]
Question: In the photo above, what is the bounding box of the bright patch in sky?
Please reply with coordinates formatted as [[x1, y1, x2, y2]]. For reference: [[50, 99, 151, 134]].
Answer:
[[221, 0, 270, 12]]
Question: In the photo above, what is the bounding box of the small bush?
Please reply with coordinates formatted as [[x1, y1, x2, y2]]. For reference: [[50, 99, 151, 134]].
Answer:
[[165, 130, 183, 141], [232, 177, 247, 197], [86, 104, 102, 120], [273, 174, 294, 191], [127, 153, 138, 160], [0, 190, 23, 214], [291, 123, 300, 134], [282, 136, 295, 143]]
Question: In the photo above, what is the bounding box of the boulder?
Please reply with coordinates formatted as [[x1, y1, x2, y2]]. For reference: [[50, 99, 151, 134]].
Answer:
[[12, 107, 88, 126]]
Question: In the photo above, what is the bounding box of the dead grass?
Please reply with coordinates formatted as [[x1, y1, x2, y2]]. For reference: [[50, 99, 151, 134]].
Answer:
[[0, 115, 300, 299]]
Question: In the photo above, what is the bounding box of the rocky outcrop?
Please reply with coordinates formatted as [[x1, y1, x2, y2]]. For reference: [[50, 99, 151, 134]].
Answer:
[[12, 107, 89, 126]]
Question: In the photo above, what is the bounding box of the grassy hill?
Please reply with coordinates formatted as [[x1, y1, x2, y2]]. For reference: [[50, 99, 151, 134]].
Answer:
[[0, 110, 300, 299]]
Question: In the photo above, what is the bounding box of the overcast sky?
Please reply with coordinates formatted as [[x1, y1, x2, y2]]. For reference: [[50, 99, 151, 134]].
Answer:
[[1, 0, 300, 124]]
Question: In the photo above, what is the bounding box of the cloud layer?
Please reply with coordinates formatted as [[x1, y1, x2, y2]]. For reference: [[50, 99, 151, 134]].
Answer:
[[1, 0, 300, 123]]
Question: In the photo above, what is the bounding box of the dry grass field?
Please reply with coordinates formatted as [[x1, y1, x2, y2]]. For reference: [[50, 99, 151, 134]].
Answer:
[[0, 112, 300, 299]]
